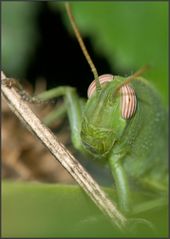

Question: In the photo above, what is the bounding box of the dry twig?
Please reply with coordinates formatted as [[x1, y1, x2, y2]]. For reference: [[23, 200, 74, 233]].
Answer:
[[1, 71, 127, 229]]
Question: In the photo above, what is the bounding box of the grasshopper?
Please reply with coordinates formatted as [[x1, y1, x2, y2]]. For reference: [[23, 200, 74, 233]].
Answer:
[[3, 3, 168, 218]]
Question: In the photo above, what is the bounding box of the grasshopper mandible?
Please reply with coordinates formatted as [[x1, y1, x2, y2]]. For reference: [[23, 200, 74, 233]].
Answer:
[[3, 3, 168, 216]]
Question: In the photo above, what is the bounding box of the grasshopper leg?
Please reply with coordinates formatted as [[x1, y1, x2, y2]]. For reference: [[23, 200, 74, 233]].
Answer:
[[109, 154, 131, 214], [36, 86, 84, 151], [3, 78, 84, 150], [132, 197, 167, 215], [42, 103, 67, 126]]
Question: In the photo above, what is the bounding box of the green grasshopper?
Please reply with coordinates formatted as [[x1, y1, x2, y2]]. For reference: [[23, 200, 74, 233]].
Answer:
[[3, 3, 168, 217]]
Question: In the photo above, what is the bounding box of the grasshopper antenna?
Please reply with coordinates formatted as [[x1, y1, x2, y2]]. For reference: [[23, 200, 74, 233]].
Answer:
[[65, 3, 101, 93], [114, 64, 150, 96]]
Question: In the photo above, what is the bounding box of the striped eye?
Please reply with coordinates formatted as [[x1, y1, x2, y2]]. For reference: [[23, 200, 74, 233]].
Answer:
[[120, 85, 137, 119], [87, 74, 114, 98]]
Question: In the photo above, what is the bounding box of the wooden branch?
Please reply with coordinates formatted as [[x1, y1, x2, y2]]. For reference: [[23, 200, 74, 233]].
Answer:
[[1, 71, 127, 229]]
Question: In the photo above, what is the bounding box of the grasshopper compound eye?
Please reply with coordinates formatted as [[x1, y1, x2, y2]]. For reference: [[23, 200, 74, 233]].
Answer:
[[87, 74, 114, 98], [120, 85, 137, 119], [87, 74, 137, 119]]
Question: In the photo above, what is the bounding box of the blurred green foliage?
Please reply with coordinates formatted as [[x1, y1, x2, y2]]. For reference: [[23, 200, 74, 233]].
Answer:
[[2, 2, 168, 104], [2, 181, 168, 237], [59, 2, 168, 105], [2, 2, 39, 78]]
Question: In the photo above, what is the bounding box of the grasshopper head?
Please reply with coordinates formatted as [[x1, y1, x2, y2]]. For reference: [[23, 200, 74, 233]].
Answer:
[[81, 117, 118, 157], [81, 75, 137, 157]]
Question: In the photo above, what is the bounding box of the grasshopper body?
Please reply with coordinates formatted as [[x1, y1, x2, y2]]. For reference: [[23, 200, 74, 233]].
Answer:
[[81, 76, 168, 194]]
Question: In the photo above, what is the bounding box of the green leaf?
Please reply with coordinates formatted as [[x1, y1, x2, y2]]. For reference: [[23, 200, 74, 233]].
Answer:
[[2, 2, 39, 78], [59, 2, 168, 105], [2, 181, 168, 237]]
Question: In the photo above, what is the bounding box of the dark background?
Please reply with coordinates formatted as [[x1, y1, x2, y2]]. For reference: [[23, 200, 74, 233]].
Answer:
[[23, 2, 114, 98]]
